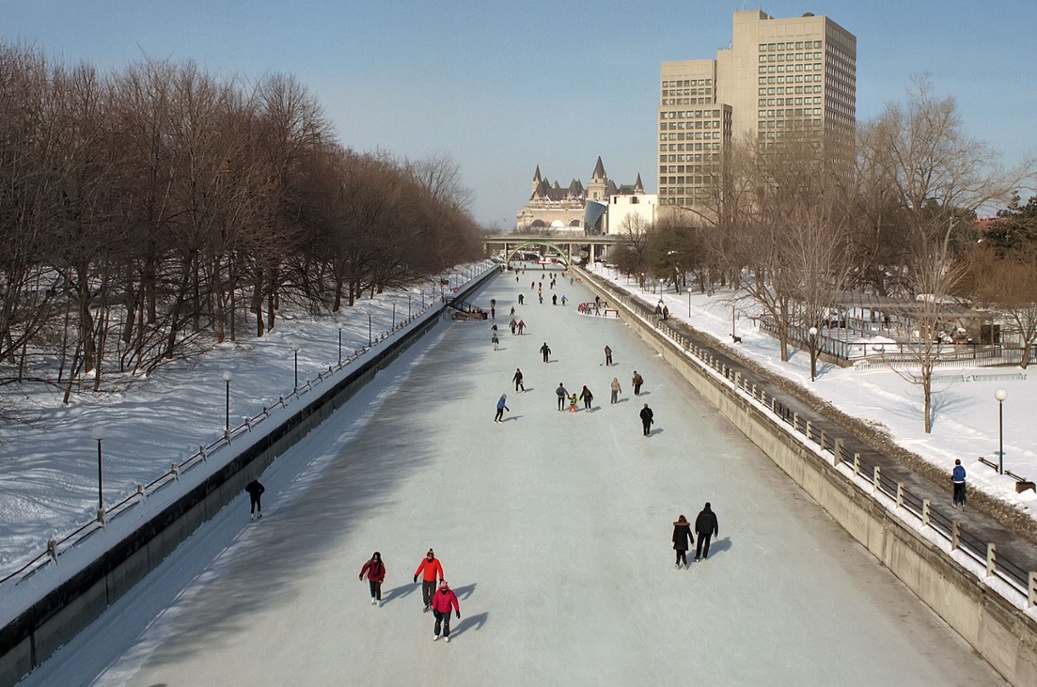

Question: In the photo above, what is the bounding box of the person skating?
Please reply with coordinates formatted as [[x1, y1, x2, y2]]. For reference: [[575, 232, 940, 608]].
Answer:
[[561, 295, 567, 305], [632, 371, 644, 396], [610, 377, 621, 404], [579, 385, 593, 410], [540, 342, 551, 363], [639, 403, 654, 436], [951, 459, 967, 509], [518, 294, 525, 305], [359, 551, 386, 605], [510, 306, 516, 317], [517, 319, 526, 335], [694, 503, 719, 561], [672, 515, 694, 569], [555, 382, 569, 411], [492, 332, 499, 351], [513, 368, 525, 392], [431, 579, 461, 642], [494, 394, 509, 423], [552, 294, 557, 305], [603, 345, 613, 366], [245, 479, 265, 520], [568, 393, 578, 412], [413, 549, 444, 612], [509, 318, 518, 335]]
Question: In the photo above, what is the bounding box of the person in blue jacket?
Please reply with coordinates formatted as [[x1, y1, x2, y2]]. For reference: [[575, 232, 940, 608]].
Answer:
[[951, 459, 967, 509], [494, 394, 509, 423]]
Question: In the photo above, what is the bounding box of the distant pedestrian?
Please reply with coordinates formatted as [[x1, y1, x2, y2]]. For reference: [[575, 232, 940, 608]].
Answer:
[[413, 549, 445, 613], [672, 515, 694, 569], [579, 385, 593, 410], [518, 294, 525, 305], [492, 333, 500, 350], [491, 306, 495, 320], [632, 371, 644, 395], [603, 345, 613, 366], [662, 305, 669, 320], [694, 503, 719, 561], [540, 342, 551, 362], [538, 294, 543, 304], [568, 393, 578, 412], [517, 320, 526, 335], [561, 295, 567, 305], [359, 551, 386, 605], [639, 403, 654, 436], [495, 394, 509, 423], [552, 294, 557, 305], [595, 295, 601, 308], [510, 306, 516, 317], [952, 459, 967, 509], [513, 368, 525, 392], [432, 580, 461, 642], [556, 383, 569, 411], [509, 318, 518, 335], [655, 301, 663, 317], [610, 377, 621, 404], [245, 479, 265, 520]]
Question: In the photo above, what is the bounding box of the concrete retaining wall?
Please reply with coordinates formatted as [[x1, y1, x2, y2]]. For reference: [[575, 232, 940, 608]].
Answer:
[[0, 269, 498, 687], [602, 283, 1037, 686]]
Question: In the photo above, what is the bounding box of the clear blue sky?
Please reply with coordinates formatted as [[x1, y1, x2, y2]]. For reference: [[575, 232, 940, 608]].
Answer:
[[3, 1, 1034, 228]]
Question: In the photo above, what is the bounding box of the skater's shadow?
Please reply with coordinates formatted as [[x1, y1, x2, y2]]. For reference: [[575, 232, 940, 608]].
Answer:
[[636, 391, 651, 396], [381, 583, 418, 605], [647, 428, 664, 437], [522, 386, 535, 393], [705, 536, 731, 558], [451, 582, 477, 601], [451, 611, 488, 639], [501, 415, 521, 423]]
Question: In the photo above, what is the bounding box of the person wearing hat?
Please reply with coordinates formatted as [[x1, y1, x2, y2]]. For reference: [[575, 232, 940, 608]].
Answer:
[[359, 551, 386, 605], [494, 394, 509, 423], [694, 503, 719, 561], [431, 579, 461, 642], [413, 549, 445, 612], [672, 515, 694, 569]]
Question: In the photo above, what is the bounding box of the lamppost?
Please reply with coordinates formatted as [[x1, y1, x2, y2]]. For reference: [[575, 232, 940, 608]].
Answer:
[[338, 327, 343, 365], [392, 302, 397, 329], [808, 327, 818, 382], [995, 387, 1007, 474], [291, 344, 300, 389], [222, 371, 232, 434], [731, 305, 736, 339], [368, 313, 373, 345], [91, 425, 107, 513]]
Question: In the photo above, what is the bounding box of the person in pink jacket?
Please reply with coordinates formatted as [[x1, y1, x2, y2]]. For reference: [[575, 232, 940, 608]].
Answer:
[[431, 579, 461, 642], [359, 551, 386, 606]]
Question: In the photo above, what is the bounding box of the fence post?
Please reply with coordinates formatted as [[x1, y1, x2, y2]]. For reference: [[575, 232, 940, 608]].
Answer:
[[896, 483, 904, 508], [952, 521, 960, 550], [805, 421, 812, 443], [922, 499, 930, 526], [872, 466, 881, 493], [834, 439, 843, 466], [793, 413, 800, 433], [853, 453, 861, 478], [986, 543, 997, 577], [1029, 572, 1037, 608], [819, 429, 827, 451]]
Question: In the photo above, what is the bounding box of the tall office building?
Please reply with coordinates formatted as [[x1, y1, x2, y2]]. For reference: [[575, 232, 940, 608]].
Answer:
[[658, 10, 856, 215]]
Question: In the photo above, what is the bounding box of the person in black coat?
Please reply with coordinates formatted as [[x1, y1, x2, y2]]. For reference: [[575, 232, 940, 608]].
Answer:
[[639, 403, 654, 436], [672, 515, 694, 569], [245, 479, 265, 520], [694, 502, 719, 561]]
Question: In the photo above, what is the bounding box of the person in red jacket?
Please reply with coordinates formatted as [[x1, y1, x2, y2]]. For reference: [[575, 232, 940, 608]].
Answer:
[[431, 579, 461, 642], [413, 549, 444, 612], [359, 551, 386, 606]]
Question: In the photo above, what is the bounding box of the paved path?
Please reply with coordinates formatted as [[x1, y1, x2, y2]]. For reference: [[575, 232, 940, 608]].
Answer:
[[19, 270, 1006, 686]]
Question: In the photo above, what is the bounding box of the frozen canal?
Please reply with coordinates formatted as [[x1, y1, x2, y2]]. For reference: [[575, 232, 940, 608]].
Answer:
[[20, 272, 1006, 686]]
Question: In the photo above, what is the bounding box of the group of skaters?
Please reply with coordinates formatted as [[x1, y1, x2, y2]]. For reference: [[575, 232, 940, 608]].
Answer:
[[671, 503, 720, 569], [358, 548, 462, 642]]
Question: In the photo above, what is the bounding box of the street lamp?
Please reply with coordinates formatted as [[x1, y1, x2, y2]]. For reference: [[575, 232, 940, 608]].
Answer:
[[222, 371, 232, 434], [808, 326, 818, 382], [90, 425, 107, 513], [368, 313, 373, 345], [291, 344, 300, 389], [995, 387, 1007, 474], [338, 327, 343, 365]]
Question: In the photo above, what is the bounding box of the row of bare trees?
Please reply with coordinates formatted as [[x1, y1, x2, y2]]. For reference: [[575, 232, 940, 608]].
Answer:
[[0, 45, 483, 400], [613, 76, 1036, 432]]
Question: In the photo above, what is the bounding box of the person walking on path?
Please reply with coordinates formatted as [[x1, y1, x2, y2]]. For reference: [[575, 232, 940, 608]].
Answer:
[[579, 385, 593, 410], [952, 459, 967, 510], [694, 503, 719, 561], [494, 394, 509, 423], [431, 580, 461, 642], [556, 382, 569, 411], [359, 551, 386, 605], [540, 342, 551, 363], [513, 368, 525, 392], [568, 393, 579, 412], [245, 479, 265, 520], [510, 306, 516, 317], [517, 319, 526, 335], [414, 549, 445, 612], [672, 515, 694, 569], [610, 377, 621, 404], [639, 403, 654, 436], [510, 318, 518, 335], [492, 332, 500, 351], [632, 371, 644, 396], [561, 295, 567, 305], [518, 294, 525, 305], [603, 345, 613, 366], [662, 305, 669, 320]]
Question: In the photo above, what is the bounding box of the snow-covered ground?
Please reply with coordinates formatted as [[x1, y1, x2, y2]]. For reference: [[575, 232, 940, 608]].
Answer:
[[14, 269, 1007, 686], [587, 264, 1037, 518]]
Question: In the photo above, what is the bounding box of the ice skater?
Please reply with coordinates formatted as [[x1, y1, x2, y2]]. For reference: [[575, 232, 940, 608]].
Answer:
[[568, 393, 578, 412], [540, 342, 551, 363], [413, 549, 445, 612], [555, 382, 569, 410], [952, 459, 967, 509], [694, 503, 719, 561], [492, 332, 499, 350], [632, 371, 644, 396], [610, 377, 621, 404], [431, 580, 461, 642], [603, 345, 613, 366], [495, 394, 509, 423], [517, 320, 526, 335], [579, 385, 593, 410], [639, 403, 654, 436], [359, 551, 386, 605], [509, 318, 518, 335], [672, 515, 694, 569], [245, 479, 265, 520], [513, 368, 525, 392]]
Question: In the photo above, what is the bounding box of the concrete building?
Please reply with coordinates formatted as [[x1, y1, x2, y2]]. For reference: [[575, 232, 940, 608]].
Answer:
[[658, 10, 856, 219]]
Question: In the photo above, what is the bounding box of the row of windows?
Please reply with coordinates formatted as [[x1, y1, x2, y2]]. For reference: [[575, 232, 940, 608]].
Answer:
[[758, 74, 823, 85], [759, 51, 823, 63], [758, 63, 823, 74], [659, 121, 723, 131], [661, 98, 715, 106], [760, 85, 822, 95], [662, 78, 712, 88], [659, 131, 723, 141], [759, 96, 822, 106], [659, 153, 721, 163], [759, 108, 823, 119], [756, 119, 823, 133], [661, 109, 723, 119], [659, 142, 722, 152], [759, 40, 822, 51], [661, 88, 712, 97]]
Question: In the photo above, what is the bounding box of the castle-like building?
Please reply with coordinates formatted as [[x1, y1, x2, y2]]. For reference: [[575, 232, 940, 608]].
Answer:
[[515, 157, 653, 235]]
